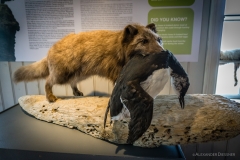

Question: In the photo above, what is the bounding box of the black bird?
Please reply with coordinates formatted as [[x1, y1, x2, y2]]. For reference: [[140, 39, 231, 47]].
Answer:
[[104, 50, 189, 144]]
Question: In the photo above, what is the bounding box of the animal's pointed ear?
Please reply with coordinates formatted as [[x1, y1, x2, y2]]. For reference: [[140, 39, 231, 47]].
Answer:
[[122, 24, 138, 43], [146, 23, 157, 33]]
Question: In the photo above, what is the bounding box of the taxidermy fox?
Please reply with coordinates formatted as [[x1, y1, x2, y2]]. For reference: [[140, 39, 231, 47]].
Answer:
[[14, 23, 164, 102], [220, 49, 240, 86]]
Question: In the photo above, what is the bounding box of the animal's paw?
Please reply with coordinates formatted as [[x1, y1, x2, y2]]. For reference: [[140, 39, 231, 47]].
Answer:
[[47, 94, 58, 102], [73, 90, 84, 96]]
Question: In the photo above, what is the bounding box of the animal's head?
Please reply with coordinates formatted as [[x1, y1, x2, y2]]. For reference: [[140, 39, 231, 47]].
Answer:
[[121, 23, 164, 62]]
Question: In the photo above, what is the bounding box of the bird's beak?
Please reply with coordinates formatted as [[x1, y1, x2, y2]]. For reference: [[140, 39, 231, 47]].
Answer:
[[178, 95, 185, 109]]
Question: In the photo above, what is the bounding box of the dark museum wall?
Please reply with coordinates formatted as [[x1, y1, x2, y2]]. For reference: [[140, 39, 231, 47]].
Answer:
[[0, 0, 239, 159]]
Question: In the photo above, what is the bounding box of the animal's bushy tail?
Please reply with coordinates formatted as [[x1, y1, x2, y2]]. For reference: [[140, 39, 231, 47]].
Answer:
[[14, 58, 49, 82]]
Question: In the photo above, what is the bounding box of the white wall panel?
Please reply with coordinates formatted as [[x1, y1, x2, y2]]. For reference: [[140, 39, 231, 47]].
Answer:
[[108, 81, 114, 95], [225, 0, 240, 15], [38, 79, 46, 95], [23, 62, 40, 95], [221, 21, 240, 51], [25, 81, 39, 95], [93, 76, 110, 96], [52, 85, 68, 96], [65, 84, 74, 96], [9, 62, 27, 103], [0, 62, 15, 110], [78, 77, 94, 96]]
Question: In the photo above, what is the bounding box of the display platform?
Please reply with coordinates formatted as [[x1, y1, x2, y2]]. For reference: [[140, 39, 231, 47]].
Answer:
[[0, 104, 185, 160]]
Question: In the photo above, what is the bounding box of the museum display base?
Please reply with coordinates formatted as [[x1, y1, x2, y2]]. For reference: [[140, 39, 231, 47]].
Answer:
[[0, 105, 185, 160], [18, 95, 240, 147]]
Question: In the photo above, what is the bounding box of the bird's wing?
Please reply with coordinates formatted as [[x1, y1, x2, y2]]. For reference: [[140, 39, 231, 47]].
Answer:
[[120, 80, 153, 144]]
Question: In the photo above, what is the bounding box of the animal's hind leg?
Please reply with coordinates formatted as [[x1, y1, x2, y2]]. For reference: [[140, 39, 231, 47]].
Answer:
[[234, 63, 240, 86], [71, 83, 83, 96], [45, 77, 57, 102]]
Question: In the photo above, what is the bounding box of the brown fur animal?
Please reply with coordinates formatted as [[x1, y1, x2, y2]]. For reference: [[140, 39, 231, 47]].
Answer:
[[14, 23, 164, 102]]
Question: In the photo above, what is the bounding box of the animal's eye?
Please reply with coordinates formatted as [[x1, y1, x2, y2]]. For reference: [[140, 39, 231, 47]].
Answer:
[[141, 39, 148, 44]]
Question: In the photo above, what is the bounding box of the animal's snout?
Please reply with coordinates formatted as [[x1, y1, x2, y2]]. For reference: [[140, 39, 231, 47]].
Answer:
[[149, 43, 164, 54]]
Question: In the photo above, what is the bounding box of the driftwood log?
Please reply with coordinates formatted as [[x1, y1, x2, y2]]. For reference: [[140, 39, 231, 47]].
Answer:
[[19, 94, 240, 148]]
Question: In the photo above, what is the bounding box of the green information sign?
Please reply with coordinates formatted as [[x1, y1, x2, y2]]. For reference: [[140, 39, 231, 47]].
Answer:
[[148, 8, 194, 55], [148, 0, 195, 7]]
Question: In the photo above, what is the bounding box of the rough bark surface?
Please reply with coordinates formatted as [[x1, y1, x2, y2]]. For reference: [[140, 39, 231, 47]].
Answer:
[[19, 94, 240, 147]]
